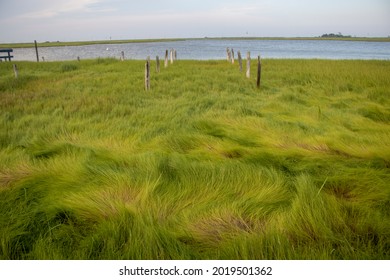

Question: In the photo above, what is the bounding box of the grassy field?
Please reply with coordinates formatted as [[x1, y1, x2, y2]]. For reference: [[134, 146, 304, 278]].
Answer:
[[0, 58, 389, 260]]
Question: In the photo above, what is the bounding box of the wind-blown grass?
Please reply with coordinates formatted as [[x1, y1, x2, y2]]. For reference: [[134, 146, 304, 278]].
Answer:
[[0, 58, 389, 260]]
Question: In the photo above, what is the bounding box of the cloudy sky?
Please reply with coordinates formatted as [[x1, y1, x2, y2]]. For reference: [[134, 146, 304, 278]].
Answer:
[[1, 0, 389, 43]]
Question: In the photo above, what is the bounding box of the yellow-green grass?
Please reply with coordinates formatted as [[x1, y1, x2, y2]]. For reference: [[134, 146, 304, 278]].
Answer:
[[0, 58, 389, 260]]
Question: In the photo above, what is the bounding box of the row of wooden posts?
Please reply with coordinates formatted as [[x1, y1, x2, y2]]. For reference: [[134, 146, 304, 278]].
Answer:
[[11, 41, 260, 89], [226, 47, 261, 88], [144, 47, 261, 91], [144, 49, 177, 91]]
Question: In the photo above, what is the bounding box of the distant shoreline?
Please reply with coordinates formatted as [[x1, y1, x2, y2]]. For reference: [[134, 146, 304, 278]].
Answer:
[[1, 37, 390, 49]]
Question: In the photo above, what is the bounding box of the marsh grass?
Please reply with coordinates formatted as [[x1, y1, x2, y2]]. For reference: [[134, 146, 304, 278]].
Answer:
[[0, 58, 389, 259]]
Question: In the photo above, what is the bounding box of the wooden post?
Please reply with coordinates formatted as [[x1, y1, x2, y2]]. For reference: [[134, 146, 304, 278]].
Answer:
[[226, 48, 231, 61], [120, 51, 125, 61], [257, 55, 262, 88], [77, 56, 81, 62], [170, 49, 174, 64], [231, 48, 235, 64], [246, 52, 251, 78], [238, 51, 242, 72], [156, 56, 160, 73], [164, 50, 168, 68], [145, 57, 150, 91], [13, 64, 18, 78], [42, 56, 45, 62], [34, 40, 39, 62], [174, 49, 177, 60]]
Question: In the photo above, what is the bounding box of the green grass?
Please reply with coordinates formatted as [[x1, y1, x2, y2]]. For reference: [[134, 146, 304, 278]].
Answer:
[[0, 58, 389, 260]]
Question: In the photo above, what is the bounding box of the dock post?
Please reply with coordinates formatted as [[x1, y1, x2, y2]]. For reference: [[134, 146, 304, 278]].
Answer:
[[257, 55, 262, 88], [34, 40, 39, 62], [246, 52, 251, 78]]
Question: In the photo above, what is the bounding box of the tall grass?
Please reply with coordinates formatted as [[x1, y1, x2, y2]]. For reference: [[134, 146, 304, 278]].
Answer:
[[0, 58, 389, 259]]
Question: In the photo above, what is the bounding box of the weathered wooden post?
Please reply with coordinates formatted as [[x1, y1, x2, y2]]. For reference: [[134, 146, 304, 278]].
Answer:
[[77, 56, 81, 62], [42, 56, 45, 62], [156, 55, 160, 73], [170, 49, 174, 64], [226, 48, 231, 61], [120, 51, 125, 61], [164, 50, 168, 68], [13, 64, 18, 78], [34, 40, 39, 62], [257, 55, 262, 88], [174, 49, 177, 60], [145, 57, 150, 91], [231, 48, 235, 64], [238, 51, 242, 72], [246, 52, 251, 78]]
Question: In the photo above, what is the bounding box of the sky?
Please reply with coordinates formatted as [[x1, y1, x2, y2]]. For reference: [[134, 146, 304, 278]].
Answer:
[[0, 0, 389, 43]]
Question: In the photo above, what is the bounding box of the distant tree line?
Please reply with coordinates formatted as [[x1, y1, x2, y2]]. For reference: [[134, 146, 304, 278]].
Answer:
[[321, 33, 352, 38]]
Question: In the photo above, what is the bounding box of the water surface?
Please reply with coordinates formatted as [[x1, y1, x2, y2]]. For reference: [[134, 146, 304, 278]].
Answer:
[[11, 39, 390, 61]]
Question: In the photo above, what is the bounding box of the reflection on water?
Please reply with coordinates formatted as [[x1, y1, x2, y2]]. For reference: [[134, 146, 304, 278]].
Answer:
[[12, 39, 390, 61]]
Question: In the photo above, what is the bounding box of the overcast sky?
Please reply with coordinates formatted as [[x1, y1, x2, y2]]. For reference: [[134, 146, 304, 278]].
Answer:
[[1, 0, 389, 43]]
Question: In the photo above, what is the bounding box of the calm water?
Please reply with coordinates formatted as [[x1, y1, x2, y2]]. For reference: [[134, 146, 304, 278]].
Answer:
[[11, 39, 390, 61]]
